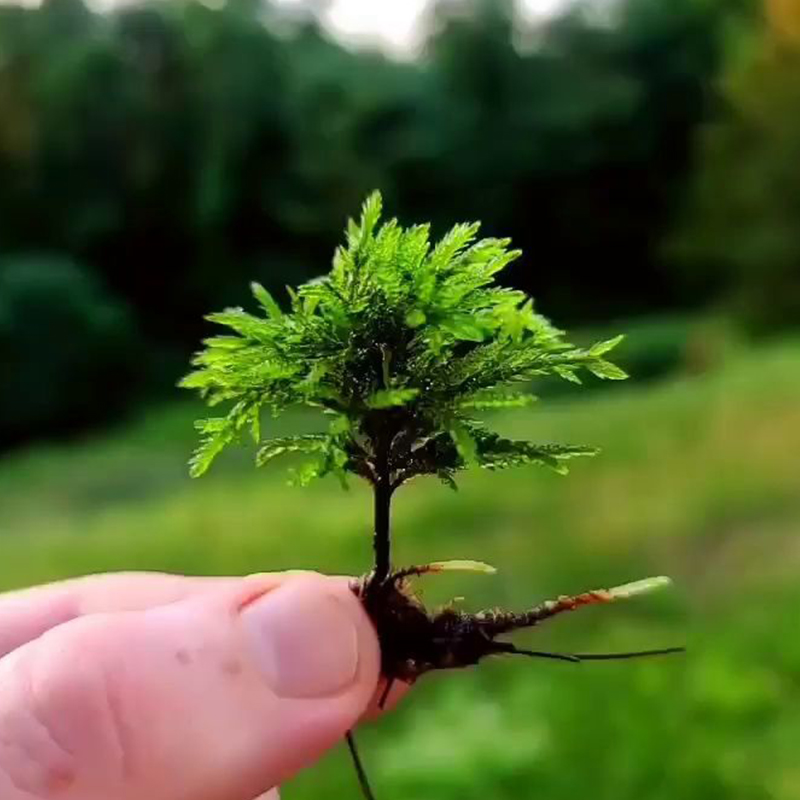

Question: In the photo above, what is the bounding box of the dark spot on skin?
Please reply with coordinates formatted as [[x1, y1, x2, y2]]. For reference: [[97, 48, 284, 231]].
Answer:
[[175, 649, 192, 665], [46, 766, 76, 793], [221, 658, 243, 677]]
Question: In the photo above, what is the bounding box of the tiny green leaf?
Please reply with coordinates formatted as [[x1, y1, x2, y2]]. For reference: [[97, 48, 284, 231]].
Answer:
[[251, 282, 283, 319], [405, 308, 426, 327], [589, 334, 624, 357], [450, 423, 478, 465], [367, 388, 420, 409], [554, 366, 582, 384], [589, 360, 629, 380]]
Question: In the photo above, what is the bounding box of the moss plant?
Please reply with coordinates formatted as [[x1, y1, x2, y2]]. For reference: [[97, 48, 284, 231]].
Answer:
[[181, 191, 683, 798]]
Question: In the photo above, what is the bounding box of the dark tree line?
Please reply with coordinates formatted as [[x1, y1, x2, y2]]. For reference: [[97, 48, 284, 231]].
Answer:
[[0, 0, 767, 446]]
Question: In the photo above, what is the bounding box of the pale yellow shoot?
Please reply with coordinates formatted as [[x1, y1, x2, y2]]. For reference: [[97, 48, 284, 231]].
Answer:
[[427, 560, 497, 575], [607, 575, 672, 600]]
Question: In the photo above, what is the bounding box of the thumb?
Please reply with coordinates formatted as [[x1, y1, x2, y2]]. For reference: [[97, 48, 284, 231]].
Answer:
[[0, 574, 380, 800]]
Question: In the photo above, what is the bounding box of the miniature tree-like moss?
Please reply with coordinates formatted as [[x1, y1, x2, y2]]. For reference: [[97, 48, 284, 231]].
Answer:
[[181, 191, 627, 573], [181, 192, 682, 799]]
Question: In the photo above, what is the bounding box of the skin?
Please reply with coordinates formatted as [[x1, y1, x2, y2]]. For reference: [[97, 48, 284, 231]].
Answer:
[[0, 571, 406, 800]]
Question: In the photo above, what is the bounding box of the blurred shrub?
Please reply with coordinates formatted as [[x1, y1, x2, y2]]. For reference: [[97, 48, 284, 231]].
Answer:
[[528, 313, 742, 403], [613, 315, 741, 380], [532, 315, 696, 400], [611, 315, 695, 382], [0, 255, 142, 446], [670, 18, 800, 335]]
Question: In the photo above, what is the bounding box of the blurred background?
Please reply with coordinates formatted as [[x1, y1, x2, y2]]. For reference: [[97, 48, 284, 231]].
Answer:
[[1, 0, 799, 797]]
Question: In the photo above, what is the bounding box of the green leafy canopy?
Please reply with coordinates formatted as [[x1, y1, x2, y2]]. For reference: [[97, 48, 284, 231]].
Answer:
[[181, 191, 627, 488]]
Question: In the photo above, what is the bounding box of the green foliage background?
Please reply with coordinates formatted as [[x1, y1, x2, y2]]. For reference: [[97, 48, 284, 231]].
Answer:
[[2, 336, 799, 799], [0, 0, 778, 447], [3, 1, 800, 798]]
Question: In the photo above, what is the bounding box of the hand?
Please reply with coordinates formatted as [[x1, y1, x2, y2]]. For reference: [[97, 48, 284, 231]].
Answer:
[[0, 571, 394, 800]]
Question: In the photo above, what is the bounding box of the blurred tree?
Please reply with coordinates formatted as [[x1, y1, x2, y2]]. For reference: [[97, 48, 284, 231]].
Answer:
[[767, 0, 800, 41], [0, 0, 749, 446], [670, 1, 800, 332], [408, 0, 735, 322], [0, 255, 142, 446]]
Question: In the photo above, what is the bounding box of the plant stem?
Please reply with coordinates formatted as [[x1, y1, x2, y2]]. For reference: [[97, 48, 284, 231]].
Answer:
[[372, 437, 392, 582]]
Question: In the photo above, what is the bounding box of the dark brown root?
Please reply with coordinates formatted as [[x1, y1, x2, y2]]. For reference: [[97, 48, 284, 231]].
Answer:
[[348, 565, 684, 800], [377, 679, 395, 710], [352, 566, 683, 684], [346, 731, 375, 800]]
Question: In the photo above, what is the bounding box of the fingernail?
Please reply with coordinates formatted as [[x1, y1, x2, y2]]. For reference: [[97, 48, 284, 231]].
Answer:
[[241, 579, 360, 699]]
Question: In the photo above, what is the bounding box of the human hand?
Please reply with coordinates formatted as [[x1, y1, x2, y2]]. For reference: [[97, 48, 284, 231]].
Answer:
[[0, 570, 397, 800]]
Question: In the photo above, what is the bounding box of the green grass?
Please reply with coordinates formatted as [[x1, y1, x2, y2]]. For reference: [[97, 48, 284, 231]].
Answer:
[[2, 337, 800, 799]]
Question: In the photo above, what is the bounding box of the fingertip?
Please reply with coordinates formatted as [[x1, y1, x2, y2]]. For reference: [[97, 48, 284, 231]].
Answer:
[[239, 574, 380, 704]]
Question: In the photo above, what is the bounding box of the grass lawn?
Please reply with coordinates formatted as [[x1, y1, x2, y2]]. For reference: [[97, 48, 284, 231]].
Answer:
[[1, 336, 799, 799]]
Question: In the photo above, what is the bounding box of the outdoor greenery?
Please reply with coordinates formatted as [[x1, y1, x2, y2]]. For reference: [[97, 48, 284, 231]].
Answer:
[[670, 6, 800, 332], [1, 336, 799, 799], [1, 0, 780, 447], [2, 1, 799, 797]]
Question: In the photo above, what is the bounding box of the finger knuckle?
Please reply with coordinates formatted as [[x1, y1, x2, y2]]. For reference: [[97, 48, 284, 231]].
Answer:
[[0, 620, 130, 797]]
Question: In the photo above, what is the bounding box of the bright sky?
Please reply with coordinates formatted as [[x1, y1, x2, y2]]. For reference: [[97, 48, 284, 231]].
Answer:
[[276, 0, 573, 55], [7, 0, 575, 53]]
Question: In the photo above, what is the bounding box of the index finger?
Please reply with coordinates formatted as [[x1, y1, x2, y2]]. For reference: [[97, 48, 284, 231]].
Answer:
[[0, 571, 288, 658]]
